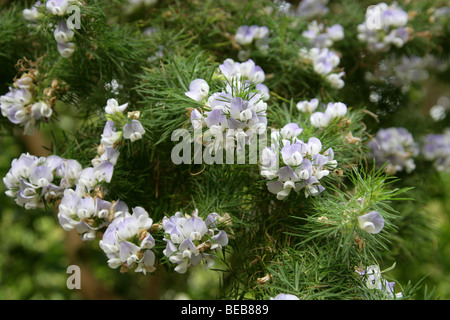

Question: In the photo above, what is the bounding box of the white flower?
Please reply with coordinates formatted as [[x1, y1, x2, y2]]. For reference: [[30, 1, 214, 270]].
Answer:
[[13, 88, 32, 106], [296, 98, 319, 113], [123, 120, 146, 142], [46, 0, 73, 16], [325, 102, 347, 118], [34, 101, 53, 118], [280, 123, 303, 140], [57, 41, 76, 58], [162, 210, 229, 274], [310, 112, 331, 128], [100, 121, 121, 148], [23, 1, 44, 22], [358, 211, 385, 234], [325, 72, 345, 89], [357, 2, 409, 52], [99, 206, 156, 274], [310, 102, 347, 128], [105, 98, 128, 115], [262, 134, 334, 200]]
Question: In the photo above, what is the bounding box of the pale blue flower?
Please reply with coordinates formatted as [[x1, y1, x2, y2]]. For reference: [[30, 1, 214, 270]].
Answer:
[[101, 121, 121, 148], [358, 211, 385, 234], [54, 20, 75, 43], [57, 41, 76, 58], [261, 133, 335, 200], [297, 98, 319, 113], [123, 119, 145, 142], [280, 123, 303, 140], [93, 160, 114, 184], [235, 25, 259, 45], [185, 79, 210, 102]]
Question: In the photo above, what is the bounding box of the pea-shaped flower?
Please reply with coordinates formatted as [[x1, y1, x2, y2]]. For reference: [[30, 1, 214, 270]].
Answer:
[[358, 211, 385, 234], [280, 123, 303, 140], [54, 20, 75, 43], [297, 98, 319, 113], [23, 1, 44, 22], [123, 119, 146, 142], [100, 121, 121, 147], [185, 79, 210, 102], [46, 0, 72, 16], [57, 41, 76, 58], [270, 293, 300, 300], [105, 98, 128, 115]]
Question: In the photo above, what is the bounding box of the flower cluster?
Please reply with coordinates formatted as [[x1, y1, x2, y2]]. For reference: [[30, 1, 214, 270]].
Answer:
[[0, 68, 56, 135], [3, 153, 82, 210], [368, 127, 419, 174], [356, 265, 402, 299], [24, 1, 79, 57], [102, 98, 146, 144], [58, 189, 128, 241], [234, 25, 269, 47], [216, 58, 267, 89], [357, 2, 410, 52], [99, 206, 157, 274], [41, 1, 82, 58], [296, 98, 319, 114], [300, 48, 345, 89], [57, 98, 144, 239], [57, 157, 118, 241], [260, 123, 337, 200], [302, 21, 344, 49], [104, 79, 123, 96], [185, 59, 269, 153], [234, 25, 269, 60], [162, 210, 229, 274], [422, 129, 450, 172]]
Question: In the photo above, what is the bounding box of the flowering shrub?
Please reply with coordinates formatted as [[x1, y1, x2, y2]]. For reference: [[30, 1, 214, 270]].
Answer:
[[0, 0, 449, 301]]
